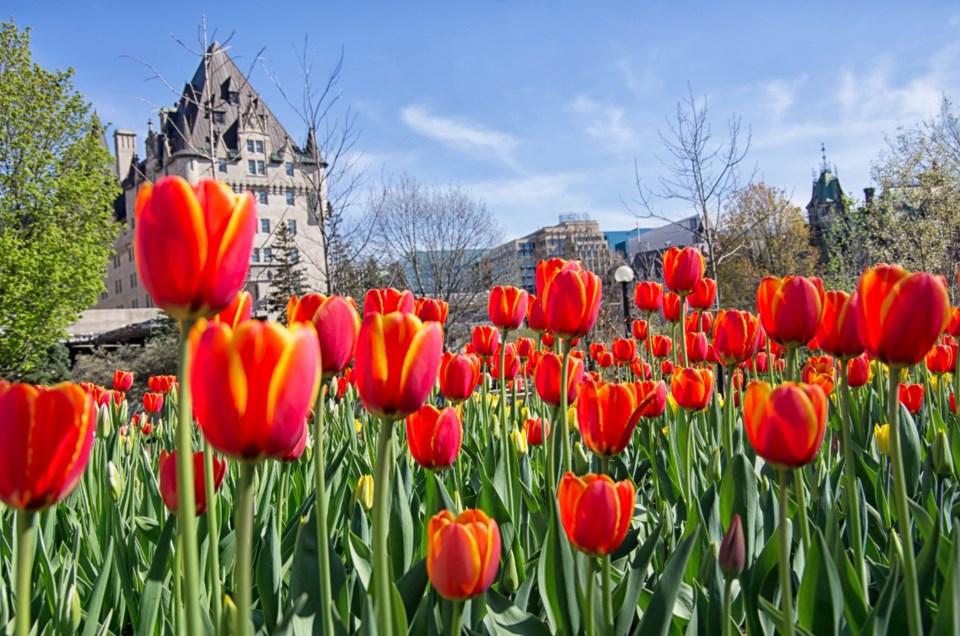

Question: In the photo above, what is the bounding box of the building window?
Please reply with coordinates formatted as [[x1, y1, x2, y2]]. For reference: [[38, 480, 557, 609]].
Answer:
[[255, 140, 264, 154], [230, 91, 239, 105], [263, 247, 273, 263], [258, 191, 269, 204], [289, 248, 299, 263], [127, 247, 133, 262], [130, 273, 137, 288], [145, 296, 152, 308], [248, 159, 256, 175], [286, 191, 295, 205], [115, 279, 122, 294], [246, 140, 254, 153], [287, 219, 297, 235], [260, 218, 270, 233], [256, 160, 265, 175], [132, 299, 139, 308], [285, 162, 294, 176], [252, 248, 260, 263], [214, 112, 225, 124], [219, 159, 227, 173]]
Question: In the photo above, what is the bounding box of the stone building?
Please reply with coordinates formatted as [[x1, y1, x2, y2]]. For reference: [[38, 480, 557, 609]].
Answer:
[[97, 43, 328, 314], [806, 147, 847, 263], [625, 215, 705, 279]]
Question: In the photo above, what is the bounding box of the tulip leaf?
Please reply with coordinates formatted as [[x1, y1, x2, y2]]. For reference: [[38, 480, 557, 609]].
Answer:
[[348, 531, 373, 592], [256, 509, 282, 631], [720, 452, 758, 562], [537, 503, 580, 635], [633, 526, 700, 636], [135, 515, 176, 636], [797, 528, 843, 636], [932, 521, 960, 635], [485, 588, 552, 636], [80, 538, 114, 636], [397, 559, 429, 624], [615, 522, 662, 635], [898, 406, 922, 497], [389, 464, 415, 577]]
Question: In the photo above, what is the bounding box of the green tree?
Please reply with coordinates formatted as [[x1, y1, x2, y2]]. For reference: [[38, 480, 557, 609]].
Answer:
[[262, 218, 306, 321], [0, 21, 119, 376]]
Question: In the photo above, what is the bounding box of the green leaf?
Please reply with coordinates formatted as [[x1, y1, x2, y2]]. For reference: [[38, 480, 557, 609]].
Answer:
[[797, 528, 843, 636], [135, 515, 176, 636], [397, 559, 429, 624], [537, 502, 580, 635], [256, 509, 282, 631], [720, 453, 759, 562], [933, 520, 960, 635], [616, 523, 663, 635], [80, 538, 114, 636], [485, 588, 552, 636], [634, 527, 700, 636]]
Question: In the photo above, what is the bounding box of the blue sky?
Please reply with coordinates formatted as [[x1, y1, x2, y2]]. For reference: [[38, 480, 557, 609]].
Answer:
[[10, 2, 960, 240]]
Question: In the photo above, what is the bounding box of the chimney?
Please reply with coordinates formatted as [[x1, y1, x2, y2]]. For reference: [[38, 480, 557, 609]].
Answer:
[[113, 129, 137, 181], [864, 187, 875, 205]]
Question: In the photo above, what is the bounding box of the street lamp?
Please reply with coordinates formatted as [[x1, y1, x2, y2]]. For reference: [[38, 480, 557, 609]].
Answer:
[[614, 264, 635, 338]]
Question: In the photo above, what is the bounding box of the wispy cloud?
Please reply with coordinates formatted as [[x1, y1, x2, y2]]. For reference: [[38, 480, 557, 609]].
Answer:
[[569, 95, 635, 149], [400, 105, 519, 167], [761, 74, 808, 120]]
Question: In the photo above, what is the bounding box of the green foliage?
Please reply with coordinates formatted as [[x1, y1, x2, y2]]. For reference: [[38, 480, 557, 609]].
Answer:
[[261, 219, 306, 321], [70, 326, 177, 401], [0, 21, 120, 376]]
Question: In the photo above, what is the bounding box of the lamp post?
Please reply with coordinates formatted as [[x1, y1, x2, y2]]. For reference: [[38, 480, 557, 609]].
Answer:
[[614, 264, 635, 338]]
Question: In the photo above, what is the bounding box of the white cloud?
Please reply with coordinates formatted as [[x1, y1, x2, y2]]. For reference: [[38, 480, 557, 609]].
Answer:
[[400, 105, 519, 167], [570, 95, 635, 149], [762, 74, 808, 119]]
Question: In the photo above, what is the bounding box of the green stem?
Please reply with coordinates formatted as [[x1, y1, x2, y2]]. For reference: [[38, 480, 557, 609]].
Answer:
[[314, 391, 335, 636], [601, 554, 614, 634], [778, 468, 795, 636], [235, 463, 256, 636], [786, 346, 798, 383], [680, 295, 688, 367], [839, 363, 868, 594], [766, 341, 775, 384], [584, 559, 596, 636], [449, 600, 464, 635], [722, 577, 734, 636], [203, 441, 222, 627], [560, 340, 572, 474], [372, 418, 397, 636], [175, 319, 202, 636], [15, 510, 36, 636], [888, 370, 923, 636], [724, 369, 735, 455], [793, 469, 810, 553], [499, 332, 515, 514]]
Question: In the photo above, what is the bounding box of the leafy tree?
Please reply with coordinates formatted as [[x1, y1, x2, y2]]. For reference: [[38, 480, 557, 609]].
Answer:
[[262, 218, 307, 321], [0, 21, 119, 376]]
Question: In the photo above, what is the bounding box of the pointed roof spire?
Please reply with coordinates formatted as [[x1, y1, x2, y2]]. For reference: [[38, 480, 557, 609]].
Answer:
[[305, 126, 320, 161], [820, 142, 828, 174]]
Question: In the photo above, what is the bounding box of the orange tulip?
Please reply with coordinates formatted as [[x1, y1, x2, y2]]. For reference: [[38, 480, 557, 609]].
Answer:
[[634, 281, 663, 313], [0, 383, 96, 510], [947, 307, 960, 338], [471, 325, 501, 358], [158, 450, 226, 515], [596, 351, 615, 368], [488, 286, 529, 331], [898, 383, 924, 415], [143, 392, 164, 414], [685, 332, 708, 363], [534, 352, 585, 407], [355, 312, 444, 420], [148, 375, 177, 394], [611, 338, 637, 364], [589, 342, 607, 361], [651, 335, 672, 358], [540, 260, 603, 339], [414, 297, 449, 325], [662, 292, 683, 323], [526, 295, 549, 333], [524, 417, 549, 446], [213, 290, 253, 329], [287, 294, 361, 379], [427, 509, 501, 600], [113, 370, 134, 392], [406, 405, 462, 470], [856, 265, 949, 368], [756, 276, 825, 347], [663, 246, 705, 296], [558, 472, 635, 556], [670, 367, 714, 411], [847, 355, 870, 387], [190, 320, 321, 460], [926, 344, 957, 374], [438, 352, 481, 404], [363, 288, 415, 316], [811, 290, 863, 359], [491, 343, 521, 381], [685, 310, 713, 333], [577, 381, 643, 457], [688, 277, 717, 309], [515, 337, 536, 359], [134, 176, 256, 320], [743, 381, 827, 467], [712, 310, 763, 367], [633, 380, 667, 418], [802, 355, 836, 396], [631, 319, 648, 340]]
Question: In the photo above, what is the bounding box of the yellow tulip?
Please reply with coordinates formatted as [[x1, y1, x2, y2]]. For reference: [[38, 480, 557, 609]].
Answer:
[[875, 423, 891, 457]]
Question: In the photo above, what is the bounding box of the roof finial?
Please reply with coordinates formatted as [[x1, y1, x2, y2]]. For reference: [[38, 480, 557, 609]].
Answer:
[[820, 142, 828, 173]]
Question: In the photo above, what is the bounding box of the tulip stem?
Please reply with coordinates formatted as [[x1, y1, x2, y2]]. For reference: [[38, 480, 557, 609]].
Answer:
[[793, 469, 810, 553], [838, 363, 868, 594], [203, 441, 222, 627], [722, 577, 734, 636], [15, 510, 36, 636], [449, 600, 464, 635], [680, 296, 688, 366], [499, 330, 515, 515], [888, 370, 923, 636], [602, 554, 614, 634], [724, 369, 735, 455], [786, 346, 798, 383], [314, 390, 336, 636], [766, 341, 775, 384], [560, 340, 573, 474], [175, 319, 203, 636], [583, 559, 596, 636], [373, 418, 397, 636], [235, 462, 256, 636], [777, 468, 795, 636]]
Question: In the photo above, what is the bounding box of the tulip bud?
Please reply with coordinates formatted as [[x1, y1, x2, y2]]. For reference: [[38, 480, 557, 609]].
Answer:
[[222, 594, 239, 634], [933, 430, 954, 477], [107, 461, 122, 501], [566, 405, 578, 432], [502, 549, 520, 595], [659, 499, 674, 537], [510, 429, 528, 456], [573, 441, 590, 475], [875, 423, 891, 457], [59, 584, 82, 633], [492, 414, 501, 439], [707, 448, 722, 484], [355, 475, 374, 511], [719, 514, 745, 579]]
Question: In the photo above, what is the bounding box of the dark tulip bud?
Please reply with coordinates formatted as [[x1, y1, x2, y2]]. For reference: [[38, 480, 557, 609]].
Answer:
[[831, 434, 841, 455], [719, 514, 745, 579]]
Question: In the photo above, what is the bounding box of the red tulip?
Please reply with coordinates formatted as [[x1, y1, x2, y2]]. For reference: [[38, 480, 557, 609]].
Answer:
[[685, 332, 708, 363], [812, 290, 864, 358], [439, 352, 481, 404], [634, 281, 663, 313], [663, 246, 705, 296], [540, 260, 603, 339], [631, 359, 653, 381], [541, 332, 555, 349], [596, 351, 615, 369], [577, 381, 643, 457], [472, 325, 501, 358], [113, 370, 134, 392], [856, 265, 949, 368], [685, 310, 713, 334], [947, 307, 960, 338], [712, 310, 763, 368], [926, 344, 957, 374], [414, 297, 449, 325], [516, 337, 536, 359], [634, 380, 667, 418], [688, 277, 717, 310], [406, 405, 462, 469], [558, 472, 635, 556], [662, 292, 683, 323], [281, 422, 309, 462], [363, 288, 415, 316], [213, 290, 253, 329], [148, 375, 177, 394], [0, 383, 96, 510], [134, 176, 256, 319], [661, 360, 675, 376], [651, 335, 672, 358], [491, 343, 521, 381], [158, 450, 226, 515], [756, 276, 825, 347], [287, 294, 361, 379], [427, 509, 501, 600], [526, 295, 549, 333], [612, 338, 637, 364], [631, 319, 648, 340], [670, 367, 714, 411], [743, 381, 827, 467], [524, 417, 549, 447], [898, 383, 924, 415], [589, 342, 607, 361], [489, 286, 529, 331], [191, 320, 321, 460], [847, 355, 870, 387], [143, 392, 164, 414], [534, 352, 585, 407]]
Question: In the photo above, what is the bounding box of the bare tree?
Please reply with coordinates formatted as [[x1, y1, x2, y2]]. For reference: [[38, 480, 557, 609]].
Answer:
[[630, 84, 755, 291], [368, 173, 502, 343]]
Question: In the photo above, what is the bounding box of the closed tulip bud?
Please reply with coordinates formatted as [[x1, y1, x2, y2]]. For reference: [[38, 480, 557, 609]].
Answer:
[[567, 405, 578, 431], [406, 405, 462, 469], [659, 499, 674, 536], [222, 595, 239, 635], [534, 352, 585, 407], [502, 549, 520, 595], [743, 381, 827, 467], [107, 461, 122, 501], [686, 332, 708, 363], [414, 297, 449, 325], [688, 277, 717, 309], [524, 417, 549, 447], [847, 355, 870, 387], [212, 290, 253, 329], [427, 509, 501, 600], [558, 472, 635, 556], [355, 475, 374, 511], [134, 176, 256, 319], [857, 265, 949, 368], [719, 514, 745, 579], [516, 337, 536, 359], [472, 325, 501, 357], [143, 391, 164, 414], [933, 430, 954, 477], [597, 351, 615, 368], [802, 355, 837, 396], [663, 246, 705, 296], [510, 429, 528, 455], [670, 367, 715, 412], [875, 424, 891, 457], [651, 335, 672, 359], [813, 290, 864, 358], [540, 260, 603, 339], [898, 383, 924, 415], [65, 584, 82, 632], [634, 281, 664, 313], [662, 292, 683, 323], [707, 448, 723, 484], [489, 286, 529, 331], [158, 450, 226, 515], [573, 441, 591, 475], [612, 337, 637, 363], [363, 288, 415, 316], [526, 295, 550, 334], [113, 370, 134, 392], [287, 294, 361, 379], [756, 276, 826, 347], [438, 352, 481, 404]]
